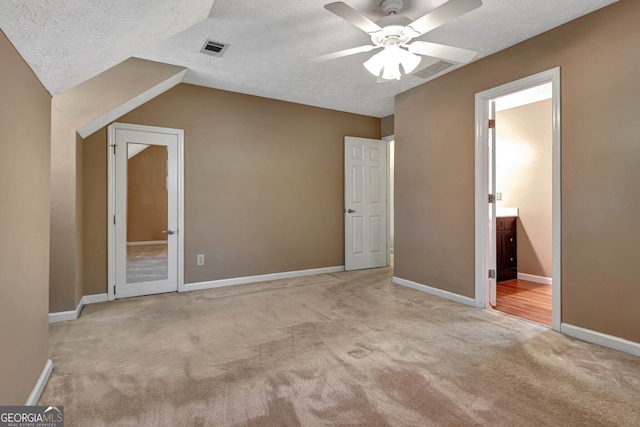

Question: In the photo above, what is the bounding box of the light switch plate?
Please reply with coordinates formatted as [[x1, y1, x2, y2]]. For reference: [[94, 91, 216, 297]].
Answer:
[[197, 254, 205, 266]]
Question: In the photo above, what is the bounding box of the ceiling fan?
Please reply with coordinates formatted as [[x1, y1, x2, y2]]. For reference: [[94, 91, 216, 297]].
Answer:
[[314, 0, 482, 81]]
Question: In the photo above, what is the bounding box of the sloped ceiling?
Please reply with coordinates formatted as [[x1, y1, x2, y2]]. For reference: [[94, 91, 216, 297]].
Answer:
[[1, 0, 618, 117], [0, 0, 213, 95]]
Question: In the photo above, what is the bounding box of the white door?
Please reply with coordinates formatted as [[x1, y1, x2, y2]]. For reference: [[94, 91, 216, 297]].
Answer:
[[344, 136, 387, 271], [489, 101, 497, 307], [109, 123, 182, 299]]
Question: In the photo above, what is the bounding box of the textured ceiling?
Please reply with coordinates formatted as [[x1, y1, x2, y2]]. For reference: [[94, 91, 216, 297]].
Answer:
[[1, 0, 618, 117], [0, 0, 213, 95]]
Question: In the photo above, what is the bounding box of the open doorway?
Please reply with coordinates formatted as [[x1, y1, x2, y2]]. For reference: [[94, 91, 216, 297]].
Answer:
[[474, 68, 561, 331], [492, 84, 553, 326], [385, 136, 395, 267]]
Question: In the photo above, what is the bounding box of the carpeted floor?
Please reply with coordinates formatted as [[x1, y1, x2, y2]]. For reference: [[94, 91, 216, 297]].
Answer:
[[126, 244, 168, 283], [41, 267, 640, 426]]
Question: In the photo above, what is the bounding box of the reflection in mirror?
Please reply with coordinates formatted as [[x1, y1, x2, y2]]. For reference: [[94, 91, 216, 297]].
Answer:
[[126, 143, 169, 284]]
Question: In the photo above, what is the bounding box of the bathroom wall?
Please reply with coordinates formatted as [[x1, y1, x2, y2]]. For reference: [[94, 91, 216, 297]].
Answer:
[[496, 99, 553, 279]]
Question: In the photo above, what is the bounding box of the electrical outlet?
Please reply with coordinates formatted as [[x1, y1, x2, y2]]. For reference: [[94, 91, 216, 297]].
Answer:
[[496, 192, 502, 201], [197, 254, 205, 266]]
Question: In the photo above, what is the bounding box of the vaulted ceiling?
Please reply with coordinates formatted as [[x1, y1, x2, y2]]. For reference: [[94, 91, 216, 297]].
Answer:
[[1, 0, 618, 117]]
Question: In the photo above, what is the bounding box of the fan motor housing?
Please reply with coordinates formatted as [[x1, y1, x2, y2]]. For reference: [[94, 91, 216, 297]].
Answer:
[[370, 20, 414, 46]]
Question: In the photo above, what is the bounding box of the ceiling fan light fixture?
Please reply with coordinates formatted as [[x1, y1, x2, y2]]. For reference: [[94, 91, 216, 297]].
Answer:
[[363, 45, 421, 80], [323, 0, 481, 81], [363, 50, 386, 76], [398, 48, 421, 74], [381, 61, 401, 80]]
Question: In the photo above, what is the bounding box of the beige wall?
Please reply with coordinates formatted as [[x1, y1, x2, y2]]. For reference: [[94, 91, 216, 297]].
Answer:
[[50, 58, 186, 311], [83, 128, 109, 296], [496, 100, 552, 278], [0, 31, 51, 404], [381, 115, 395, 137], [395, 0, 640, 342], [83, 84, 380, 291], [127, 145, 168, 242]]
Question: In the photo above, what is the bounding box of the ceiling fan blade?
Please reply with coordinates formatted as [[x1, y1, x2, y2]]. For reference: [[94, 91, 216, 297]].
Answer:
[[325, 2, 382, 34], [311, 45, 381, 62], [407, 0, 482, 37], [408, 41, 477, 63]]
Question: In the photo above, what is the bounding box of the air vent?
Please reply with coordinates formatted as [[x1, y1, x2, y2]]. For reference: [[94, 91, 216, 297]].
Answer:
[[413, 61, 454, 79], [200, 39, 229, 57]]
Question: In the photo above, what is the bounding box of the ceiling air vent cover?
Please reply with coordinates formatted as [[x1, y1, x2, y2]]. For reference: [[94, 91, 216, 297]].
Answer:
[[413, 61, 454, 79], [200, 39, 229, 57]]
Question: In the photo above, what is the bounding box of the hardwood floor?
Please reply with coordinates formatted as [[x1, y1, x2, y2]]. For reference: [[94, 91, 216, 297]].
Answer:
[[492, 279, 552, 327]]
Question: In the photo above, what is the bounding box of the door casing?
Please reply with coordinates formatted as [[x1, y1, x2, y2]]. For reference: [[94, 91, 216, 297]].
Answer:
[[383, 135, 394, 266], [107, 122, 185, 301], [474, 67, 562, 331]]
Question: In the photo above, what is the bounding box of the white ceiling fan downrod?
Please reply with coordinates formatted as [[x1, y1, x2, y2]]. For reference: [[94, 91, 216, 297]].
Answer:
[[380, 0, 404, 15]]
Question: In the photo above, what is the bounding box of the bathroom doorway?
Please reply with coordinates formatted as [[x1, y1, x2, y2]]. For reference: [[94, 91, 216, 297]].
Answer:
[[492, 84, 553, 326], [474, 68, 561, 331]]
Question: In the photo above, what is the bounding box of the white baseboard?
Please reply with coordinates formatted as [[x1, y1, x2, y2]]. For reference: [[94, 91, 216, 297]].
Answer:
[[561, 323, 640, 357], [184, 266, 345, 292], [517, 273, 552, 285], [25, 359, 52, 405], [392, 277, 476, 307], [82, 293, 109, 305], [127, 240, 167, 246], [48, 302, 83, 323], [49, 293, 108, 323]]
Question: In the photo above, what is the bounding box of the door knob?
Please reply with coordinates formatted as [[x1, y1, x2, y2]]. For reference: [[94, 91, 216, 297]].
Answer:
[[347, 209, 356, 213], [161, 229, 176, 235]]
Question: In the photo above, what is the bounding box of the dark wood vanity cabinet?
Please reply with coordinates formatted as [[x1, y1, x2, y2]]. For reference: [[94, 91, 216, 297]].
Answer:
[[497, 216, 517, 281]]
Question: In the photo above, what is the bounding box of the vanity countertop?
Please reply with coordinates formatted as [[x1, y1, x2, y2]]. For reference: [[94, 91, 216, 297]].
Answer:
[[496, 207, 519, 217]]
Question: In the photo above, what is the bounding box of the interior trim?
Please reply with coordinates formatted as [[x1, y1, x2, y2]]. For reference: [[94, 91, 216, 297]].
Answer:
[[48, 293, 108, 323], [392, 277, 476, 307], [184, 266, 345, 292], [383, 134, 395, 266], [561, 323, 640, 357], [25, 359, 52, 405]]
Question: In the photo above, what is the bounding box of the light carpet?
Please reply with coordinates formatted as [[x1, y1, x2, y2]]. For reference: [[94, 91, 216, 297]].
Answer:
[[41, 267, 640, 426]]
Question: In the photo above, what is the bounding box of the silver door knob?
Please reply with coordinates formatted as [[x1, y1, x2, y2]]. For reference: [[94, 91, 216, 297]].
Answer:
[[347, 209, 356, 213], [161, 229, 176, 235]]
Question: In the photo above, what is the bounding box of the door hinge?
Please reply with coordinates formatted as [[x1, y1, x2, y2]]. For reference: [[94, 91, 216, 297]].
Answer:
[[488, 194, 495, 203], [488, 269, 496, 279], [111, 144, 117, 154], [113, 215, 116, 225], [113, 285, 116, 295], [488, 119, 496, 129]]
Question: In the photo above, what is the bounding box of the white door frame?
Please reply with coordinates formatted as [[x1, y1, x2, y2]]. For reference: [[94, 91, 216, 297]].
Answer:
[[474, 67, 562, 331], [107, 122, 185, 301], [383, 134, 394, 266]]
